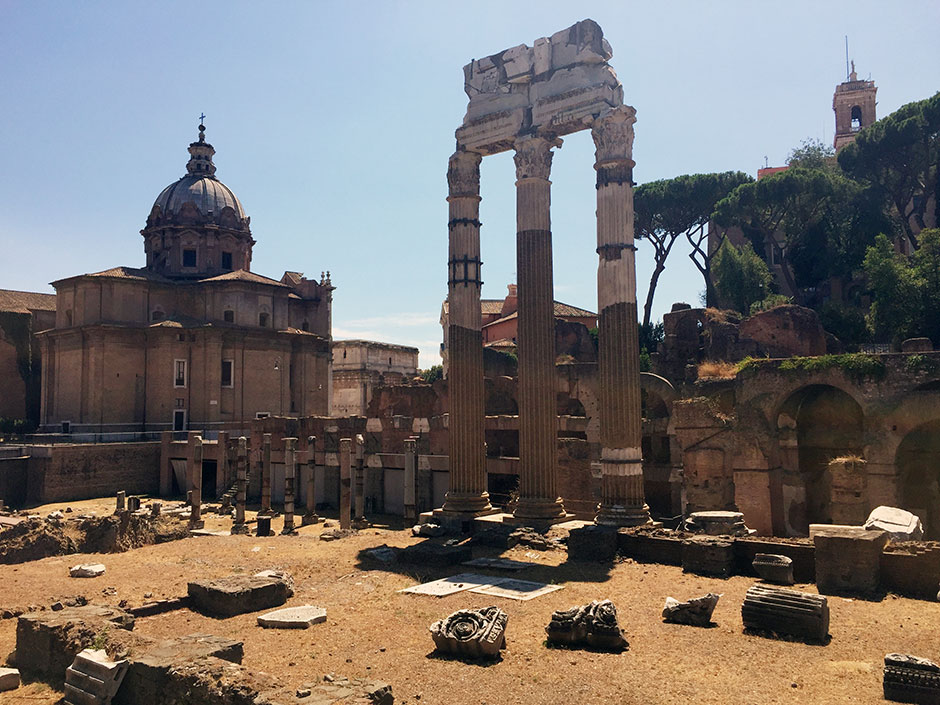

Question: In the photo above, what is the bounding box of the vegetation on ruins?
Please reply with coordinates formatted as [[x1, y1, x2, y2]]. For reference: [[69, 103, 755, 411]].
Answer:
[[737, 353, 887, 382], [709, 240, 772, 315], [420, 365, 443, 384], [634, 171, 752, 323]]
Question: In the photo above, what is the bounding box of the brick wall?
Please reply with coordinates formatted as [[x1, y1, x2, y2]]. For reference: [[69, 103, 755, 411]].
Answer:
[[28, 442, 161, 503]]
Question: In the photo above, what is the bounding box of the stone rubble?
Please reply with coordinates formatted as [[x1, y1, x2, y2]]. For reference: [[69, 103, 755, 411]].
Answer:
[[70, 563, 106, 578], [883, 652, 940, 704], [545, 600, 627, 651], [257, 605, 326, 629], [64, 648, 129, 705], [0, 667, 20, 692], [662, 593, 721, 627], [752, 553, 795, 585], [865, 506, 924, 541]]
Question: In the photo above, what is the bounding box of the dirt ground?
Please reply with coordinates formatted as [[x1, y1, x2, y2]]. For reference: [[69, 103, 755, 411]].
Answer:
[[1, 497, 937, 705]]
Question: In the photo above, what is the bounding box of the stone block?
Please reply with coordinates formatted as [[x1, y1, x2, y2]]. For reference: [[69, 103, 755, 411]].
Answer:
[[64, 648, 128, 705], [70, 564, 106, 578], [187, 575, 293, 617], [0, 667, 20, 692], [752, 554, 794, 585], [15, 606, 136, 680], [682, 538, 734, 578], [741, 584, 829, 643], [814, 526, 888, 595], [291, 675, 394, 705], [545, 600, 627, 651], [397, 541, 472, 567], [662, 593, 720, 627], [255, 516, 272, 536], [883, 653, 940, 704], [685, 510, 749, 536], [429, 606, 507, 659], [257, 606, 326, 629], [865, 506, 924, 541], [566, 525, 618, 561]]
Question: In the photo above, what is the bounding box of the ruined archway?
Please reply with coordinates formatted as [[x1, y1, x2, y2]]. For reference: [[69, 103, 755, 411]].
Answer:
[[777, 384, 864, 532], [897, 420, 940, 539]]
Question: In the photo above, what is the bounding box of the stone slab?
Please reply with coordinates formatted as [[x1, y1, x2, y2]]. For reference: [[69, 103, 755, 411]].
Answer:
[[0, 667, 20, 692], [70, 564, 106, 578], [257, 606, 326, 629], [461, 557, 538, 571], [470, 579, 564, 601], [865, 506, 924, 541], [399, 573, 504, 597]]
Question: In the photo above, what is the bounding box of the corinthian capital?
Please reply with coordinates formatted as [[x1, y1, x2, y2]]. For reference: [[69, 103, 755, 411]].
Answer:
[[513, 135, 559, 181], [447, 150, 483, 197], [592, 105, 636, 165]]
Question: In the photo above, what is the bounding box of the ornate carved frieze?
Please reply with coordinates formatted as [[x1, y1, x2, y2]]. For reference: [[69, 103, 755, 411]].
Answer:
[[513, 136, 557, 181]]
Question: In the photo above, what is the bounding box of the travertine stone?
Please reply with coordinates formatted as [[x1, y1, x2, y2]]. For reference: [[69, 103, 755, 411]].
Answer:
[[662, 593, 720, 627], [592, 106, 649, 528], [513, 135, 566, 523], [442, 150, 492, 517], [545, 600, 627, 651], [187, 575, 293, 617], [282, 437, 297, 534], [865, 506, 924, 541], [883, 653, 940, 705], [814, 525, 887, 595], [70, 563, 106, 578], [64, 648, 129, 705], [257, 606, 326, 629], [430, 606, 507, 659]]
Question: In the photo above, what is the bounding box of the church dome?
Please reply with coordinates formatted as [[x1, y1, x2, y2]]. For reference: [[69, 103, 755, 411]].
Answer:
[[146, 123, 249, 231]]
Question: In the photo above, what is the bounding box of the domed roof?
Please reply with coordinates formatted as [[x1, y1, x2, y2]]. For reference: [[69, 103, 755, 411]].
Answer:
[[148, 123, 247, 227]]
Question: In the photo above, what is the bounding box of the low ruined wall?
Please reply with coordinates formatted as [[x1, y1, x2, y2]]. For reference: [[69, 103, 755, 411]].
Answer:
[[0, 455, 29, 507], [28, 442, 161, 503]]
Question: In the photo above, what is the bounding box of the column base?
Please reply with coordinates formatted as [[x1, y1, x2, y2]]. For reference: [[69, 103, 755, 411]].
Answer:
[[231, 523, 251, 535], [595, 502, 653, 528], [302, 513, 321, 526], [422, 506, 502, 534], [441, 490, 493, 515], [512, 496, 567, 523]]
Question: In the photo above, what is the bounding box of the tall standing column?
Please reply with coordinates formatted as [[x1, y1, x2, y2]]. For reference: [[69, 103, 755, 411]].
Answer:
[[441, 150, 492, 516], [260, 433, 273, 516], [339, 437, 352, 530], [512, 135, 566, 522], [404, 437, 417, 523], [592, 106, 651, 527], [190, 435, 204, 528], [304, 435, 319, 525], [282, 437, 297, 534], [232, 436, 249, 534], [354, 434, 366, 526]]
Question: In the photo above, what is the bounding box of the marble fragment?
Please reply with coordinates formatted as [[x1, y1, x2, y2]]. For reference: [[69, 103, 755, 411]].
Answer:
[[429, 606, 507, 659], [662, 593, 721, 627], [545, 600, 627, 651]]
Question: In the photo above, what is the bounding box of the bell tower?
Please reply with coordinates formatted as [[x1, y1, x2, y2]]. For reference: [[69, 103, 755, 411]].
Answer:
[[833, 60, 877, 151]]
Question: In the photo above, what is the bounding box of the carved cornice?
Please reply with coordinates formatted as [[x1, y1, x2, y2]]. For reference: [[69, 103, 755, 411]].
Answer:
[[592, 105, 636, 165], [447, 151, 483, 197], [513, 135, 558, 181]]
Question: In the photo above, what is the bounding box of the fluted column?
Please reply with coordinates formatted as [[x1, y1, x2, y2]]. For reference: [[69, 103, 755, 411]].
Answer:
[[592, 106, 651, 527], [512, 135, 566, 522], [441, 150, 492, 516]]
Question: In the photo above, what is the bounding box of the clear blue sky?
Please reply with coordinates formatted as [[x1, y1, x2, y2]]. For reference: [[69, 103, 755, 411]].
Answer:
[[2, 1, 938, 368]]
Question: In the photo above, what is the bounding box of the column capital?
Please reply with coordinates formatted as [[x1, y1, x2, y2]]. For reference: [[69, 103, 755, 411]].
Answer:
[[447, 150, 483, 197], [591, 105, 636, 165], [513, 135, 561, 181]]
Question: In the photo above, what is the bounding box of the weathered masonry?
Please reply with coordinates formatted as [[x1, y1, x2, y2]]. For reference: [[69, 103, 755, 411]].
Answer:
[[443, 19, 650, 527]]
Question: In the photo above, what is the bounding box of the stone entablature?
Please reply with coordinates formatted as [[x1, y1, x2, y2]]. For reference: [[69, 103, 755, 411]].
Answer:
[[331, 340, 419, 417]]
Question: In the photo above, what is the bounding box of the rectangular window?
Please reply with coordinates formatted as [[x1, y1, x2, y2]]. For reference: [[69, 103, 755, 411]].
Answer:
[[173, 409, 186, 432], [221, 251, 233, 270], [221, 359, 233, 387], [255, 411, 270, 419], [182, 249, 197, 267], [174, 359, 187, 388], [223, 309, 234, 323]]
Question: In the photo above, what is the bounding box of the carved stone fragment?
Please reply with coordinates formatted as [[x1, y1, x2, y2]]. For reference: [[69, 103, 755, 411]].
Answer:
[[752, 553, 795, 585], [883, 653, 940, 704], [545, 600, 627, 651], [741, 584, 829, 643], [662, 593, 720, 627], [429, 606, 507, 659]]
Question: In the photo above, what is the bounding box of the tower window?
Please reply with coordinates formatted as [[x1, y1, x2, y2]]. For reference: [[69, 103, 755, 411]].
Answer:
[[221, 358, 234, 387], [851, 105, 863, 132], [259, 312, 269, 328], [183, 249, 197, 267], [223, 309, 235, 323], [174, 359, 187, 388], [221, 251, 233, 271]]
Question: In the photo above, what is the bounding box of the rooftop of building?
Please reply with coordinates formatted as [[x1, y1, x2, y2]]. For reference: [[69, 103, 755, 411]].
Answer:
[[0, 288, 56, 314]]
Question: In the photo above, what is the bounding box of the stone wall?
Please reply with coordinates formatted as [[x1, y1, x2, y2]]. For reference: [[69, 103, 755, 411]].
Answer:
[[26, 442, 161, 503]]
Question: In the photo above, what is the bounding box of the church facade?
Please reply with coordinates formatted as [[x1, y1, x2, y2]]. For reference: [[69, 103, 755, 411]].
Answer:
[[36, 125, 333, 436]]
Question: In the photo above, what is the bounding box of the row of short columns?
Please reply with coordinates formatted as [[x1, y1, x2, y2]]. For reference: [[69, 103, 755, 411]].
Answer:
[[443, 106, 651, 528]]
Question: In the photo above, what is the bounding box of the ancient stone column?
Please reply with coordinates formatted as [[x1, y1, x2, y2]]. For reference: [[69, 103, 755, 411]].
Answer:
[[404, 437, 417, 523], [115, 491, 126, 514], [354, 434, 366, 525], [304, 435, 319, 525], [190, 435, 204, 528], [232, 436, 249, 534], [339, 437, 352, 530], [512, 135, 566, 522], [441, 150, 492, 517], [260, 433, 273, 516], [282, 437, 297, 534], [592, 107, 651, 527]]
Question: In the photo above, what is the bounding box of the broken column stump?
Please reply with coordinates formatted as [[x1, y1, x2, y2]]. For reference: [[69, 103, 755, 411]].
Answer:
[[64, 648, 129, 705], [741, 584, 829, 643], [566, 525, 618, 562], [752, 553, 795, 585], [545, 600, 627, 651], [814, 525, 888, 595], [429, 606, 507, 659], [883, 653, 940, 705], [682, 537, 734, 578], [187, 574, 293, 617], [256, 515, 272, 537]]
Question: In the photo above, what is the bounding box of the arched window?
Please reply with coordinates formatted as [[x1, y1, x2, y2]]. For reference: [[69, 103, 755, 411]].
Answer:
[[851, 105, 863, 132], [259, 312, 269, 328]]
